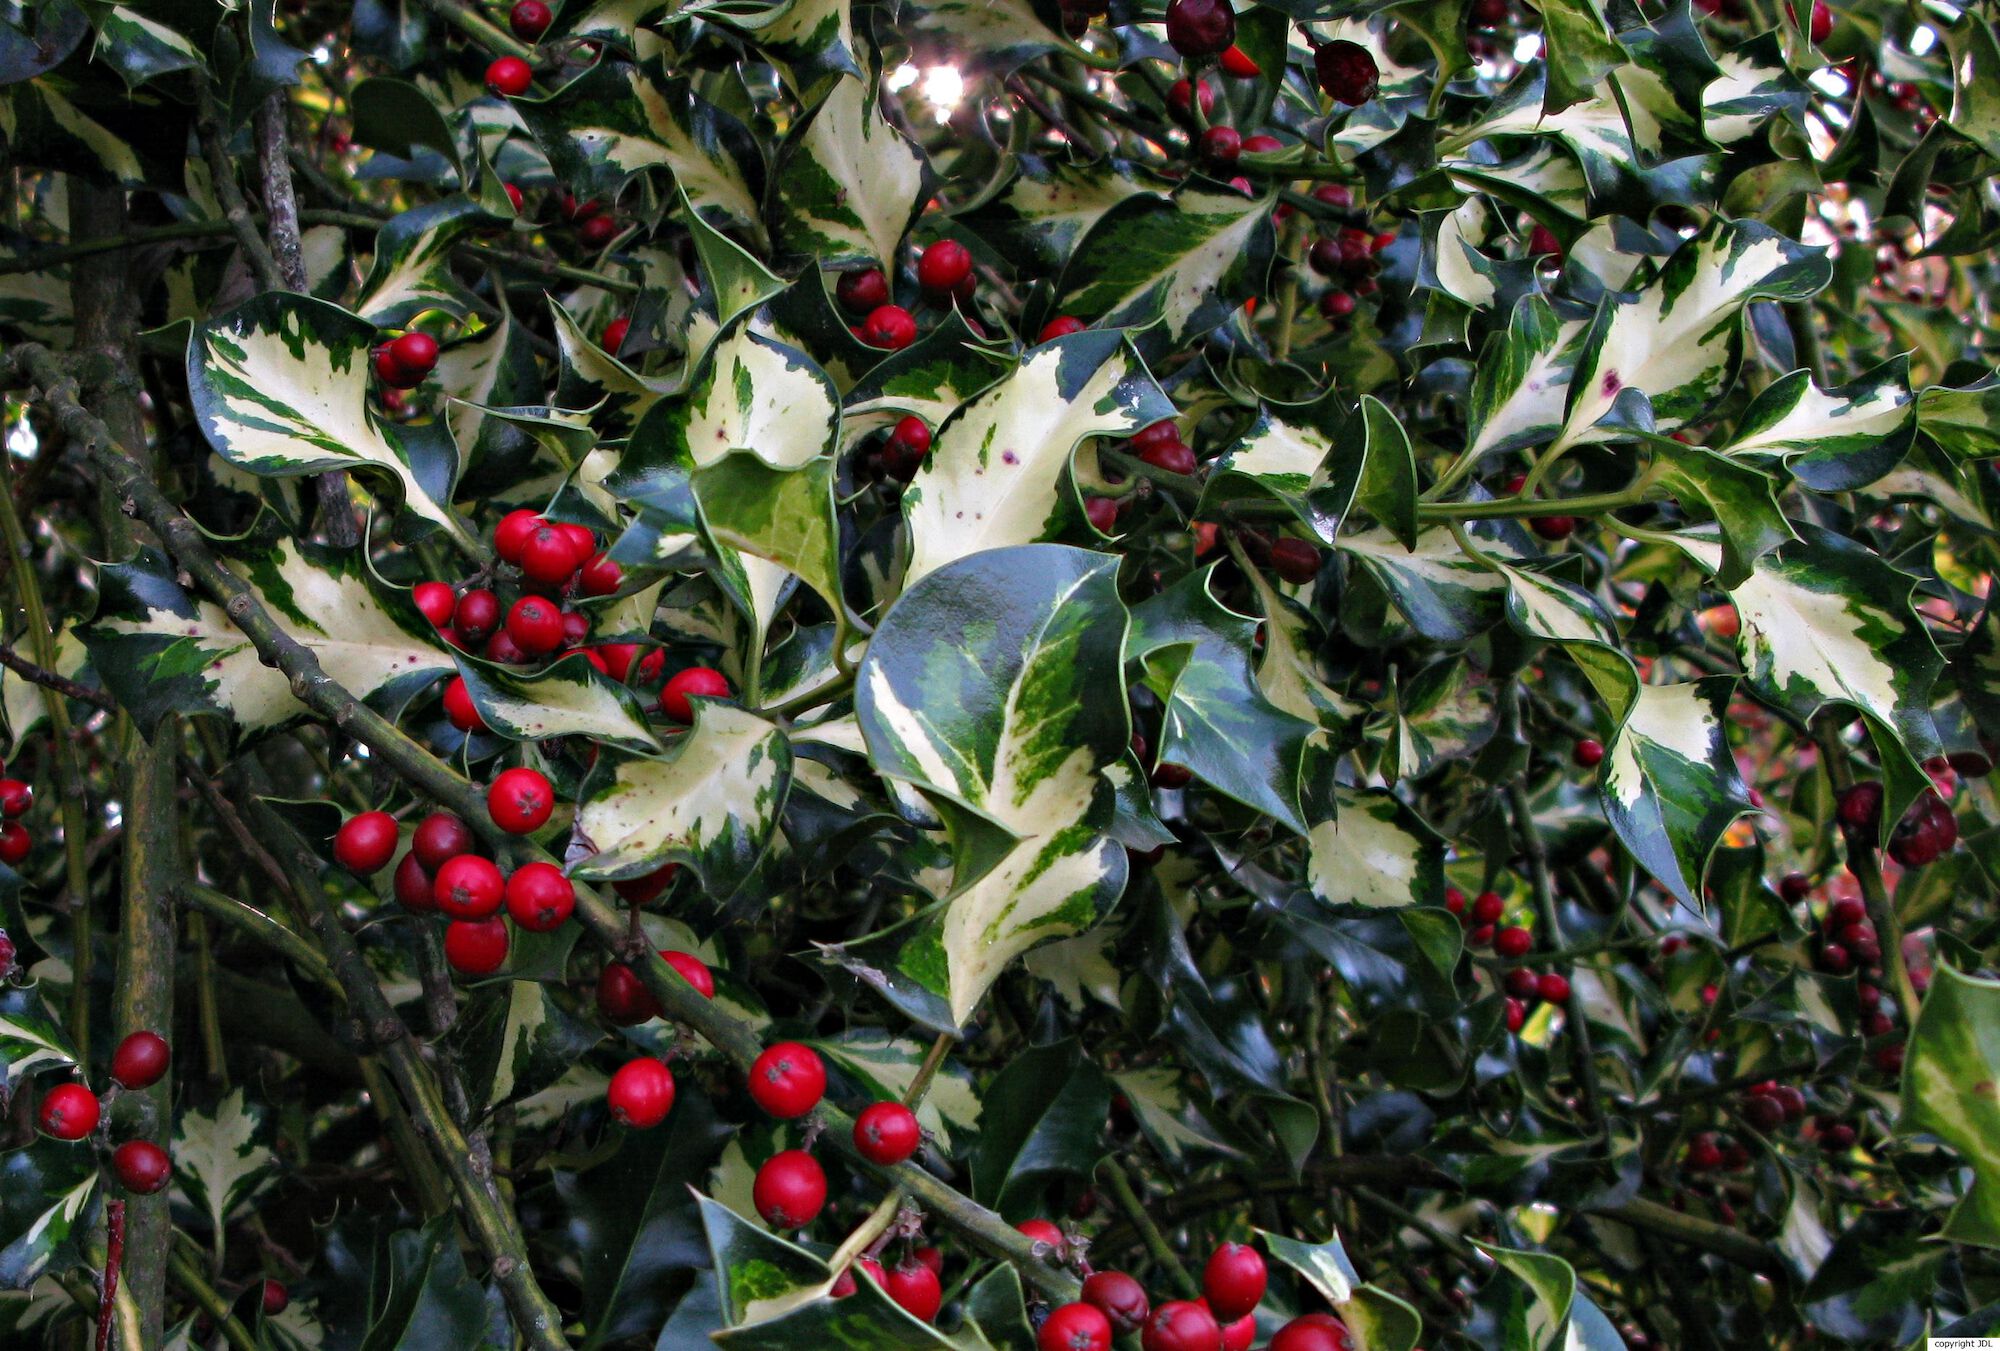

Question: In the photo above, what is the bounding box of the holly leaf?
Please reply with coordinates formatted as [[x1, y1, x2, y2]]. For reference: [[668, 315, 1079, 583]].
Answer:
[[175, 1089, 278, 1245], [1900, 966, 2000, 1248], [855, 544, 1129, 1027], [354, 197, 491, 326], [358, 1216, 503, 1350], [0, 983, 80, 1085], [1336, 526, 1509, 643], [1724, 358, 1916, 491], [901, 330, 1172, 583], [1599, 678, 1754, 908], [811, 1030, 981, 1153], [1056, 186, 1277, 347], [186, 292, 472, 546], [0, 1140, 96, 1289], [454, 652, 661, 750], [968, 1038, 1112, 1213], [773, 71, 927, 269], [82, 543, 454, 739], [956, 155, 1146, 272], [1306, 781, 1446, 911], [1258, 1227, 1424, 1351], [451, 979, 605, 1117], [570, 702, 793, 904]]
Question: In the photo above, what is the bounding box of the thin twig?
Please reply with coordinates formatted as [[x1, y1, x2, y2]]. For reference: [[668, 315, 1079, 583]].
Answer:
[[0, 642, 113, 710], [1098, 1157, 1201, 1299], [196, 83, 283, 292]]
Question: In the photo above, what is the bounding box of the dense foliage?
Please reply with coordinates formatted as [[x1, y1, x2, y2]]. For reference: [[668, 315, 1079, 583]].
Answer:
[[3, 0, 2000, 1345]]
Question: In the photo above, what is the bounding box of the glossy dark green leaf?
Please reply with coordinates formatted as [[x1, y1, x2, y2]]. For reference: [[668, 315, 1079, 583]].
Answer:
[[968, 1038, 1112, 1213]]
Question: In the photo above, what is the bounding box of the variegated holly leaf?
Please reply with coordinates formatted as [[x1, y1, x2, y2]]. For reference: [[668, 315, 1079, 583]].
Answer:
[[549, 295, 678, 441], [1377, 660, 1495, 782], [1724, 357, 1916, 491], [811, 1029, 981, 1153], [1900, 965, 2000, 1248], [175, 1088, 278, 1242], [1725, 526, 1944, 828], [0, 1140, 96, 1289], [1600, 678, 1753, 907], [453, 652, 660, 750], [1336, 526, 1508, 644], [683, 190, 787, 332], [2, 627, 84, 751], [902, 330, 1172, 583], [82, 542, 454, 739], [898, 0, 1079, 72], [354, 196, 489, 325], [1464, 294, 1588, 462], [773, 72, 926, 270], [956, 156, 1146, 273], [691, 0, 860, 102], [89, 7, 201, 88], [1648, 438, 1794, 589], [570, 702, 792, 902], [1497, 562, 1638, 712], [699, 1195, 968, 1346], [842, 313, 1014, 443], [520, 63, 764, 233], [855, 545, 1129, 1027], [186, 293, 471, 545], [0, 984, 78, 1086], [1055, 186, 1276, 346], [452, 979, 605, 1115], [1917, 376, 2000, 462], [1128, 567, 1316, 835], [1555, 219, 1831, 449], [1473, 1242, 1581, 1351], [1306, 780, 1445, 911], [1197, 393, 1411, 547], [1538, 0, 1622, 114], [1242, 564, 1359, 730], [1258, 1227, 1424, 1351], [1111, 1066, 1247, 1172], [436, 312, 546, 477]]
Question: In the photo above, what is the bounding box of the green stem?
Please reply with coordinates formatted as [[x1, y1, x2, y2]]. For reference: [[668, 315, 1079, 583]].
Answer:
[[903, 1032, 955, 1108], [414, 0, 536, 60], [1811, 719, 1922, 1026], [177, 882, 331, 984], [1583, 1197, 1781, 1275], [166, 1236, 258, 1351], [1418, 482, 1653, 521], [1099, 1157, 1201, 1300]]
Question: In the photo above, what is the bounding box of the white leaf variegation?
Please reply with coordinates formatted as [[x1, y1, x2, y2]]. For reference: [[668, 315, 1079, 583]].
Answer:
[[571, 702, 792, 900], [1601, 679, 1753, 905], [1336, 526, 1509, 643], [1306, 784, 1445, 910], [455, 654, 660, 750], [187, 294, 471, 546], [854, 546, 1130, 1028], [775, 72, 926, 269], [1056, 186, 1276, 346], [174, 1089, 277, 1242], [1725, 358, 1915, 490], [81, 543, 454, 738], [902, 330, 1172, 583]]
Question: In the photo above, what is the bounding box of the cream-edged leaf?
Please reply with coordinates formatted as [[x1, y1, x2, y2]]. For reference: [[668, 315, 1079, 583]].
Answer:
[[1056, 186, 1276, 346], [774, 72, 926, 269], [454, 654, 661, 750], [1306, 783, 1446, 911]]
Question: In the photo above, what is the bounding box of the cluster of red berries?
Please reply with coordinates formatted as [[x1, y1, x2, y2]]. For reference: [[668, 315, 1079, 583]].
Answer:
[[1500, 964, 1572, 1028], [1306, 218, 1394, 322], [1738, 1079, 1809, 1133], [0, 768, 34, 867], [36, 1031, 174, 1197], [333, 774, 560, 976], [1443, 887, 1533, 958]]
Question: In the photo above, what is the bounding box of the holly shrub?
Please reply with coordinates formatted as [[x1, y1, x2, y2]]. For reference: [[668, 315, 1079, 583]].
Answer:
[[1, 0, 1999, 1346]]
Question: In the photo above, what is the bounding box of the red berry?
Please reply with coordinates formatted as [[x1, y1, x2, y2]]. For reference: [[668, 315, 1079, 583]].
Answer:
[[1828, 897, 1869, 928], [1018, 1218, 1065, 1251], [862, 304, 918, 349], [1242, 132, 1282, 153], [485, 56, 533, 95], [434, 854, 505, 920], [1041, 1302, 1114, 1351], [596, 962, 659, 1025], [485, 628, 528, 665], [917, 240, 974, 296], [1165, 0, 1235, 56], [580, 553, 622, 596], [1444, 887, 1466, 915], [1467, 922, 1494, 947], [1219, 44, 1261, 77], [1472, 890, 1505, 924], [1505, 967, 1541, 1000], [890, 415, 933, 458], [1319, 290, 1355, 320], [833, 1256, 887, 1298], [1836, 781, 1883, 832], [1537, 972, 1571, 1004], [494, 511, 544, 564], [753, 1149, 827, 1228], [1495, 925, 1532, 958], [393, 852, 434, 912], [1081, 1270, 1150, 1333], [262, 1282, 290, 1318], [597, 643, 642, 681], [1084, 497, 1120, 533], [518, 524, 583, 587], [1573, 738, 1605, 768], [111, 1030, 171, 1090], [748, 1041, 826, 1118], [556, 522, 597, 559], [412, 811, 474, 872], [1139, 439, 1197, 476], [1743, 1093, 1785, 1132], [1315, 40, 1378, 105], [601, 317, 631, 353], [1202, 1243, 1266, 1322], [1143, 1300, 1221, 1351], [510, 0, 552, 40], [1779, 872, 1812, 903], [836, 268, 890, 315], [883, 1259, 943, 1322], [914, 1245, 943, 1276], [1809, 0, 1832, 42], [1531, 513, 1577, 540], [505, 862, 575, 932], [0, 931, 16, 973], [455, 587, 501, 639], [578, 214, 619, 248], [1270, 538, 1322, 584], [1201, 125, 1244, 169], [503, 183, 524, 212], [1269, 1314, 1352, 1351], [488, 766, 555, 835], [388, 332, 438, 380], [607, 1057, 677, 1128], [506, 596, 565, 656], [333, 811, 399, 875], [1215, 1307, 1255, 1351], [113, 1140, 171, 1194], [1504, 996, 1526, 1031], [413, 581, 456, 626], [613, 860, 680, 903], [561, 194, 603, 223], [1167, 78, 1216, 122], [854, 1101, 922, 1165], [39, 1083, 100, 1140], [663, 949, 715, 997], [1684, 1132, 1723, 1171], [1039, 316, 1086, 341], [373, 346, 420, 390], [661, 666, 730, 723], [1132, 420, 1180, 452]]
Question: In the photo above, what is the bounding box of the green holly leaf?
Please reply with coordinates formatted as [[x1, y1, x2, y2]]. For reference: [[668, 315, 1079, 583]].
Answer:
[[0, 983, 78, 1086], [1258, 1227, 1423, 1351], [1110, 1066, 1248, 1173], [1649, 438, 1795, 589], [81, 542, 455, 739], [1918, 375, 2000, 461], [348, 76, 462, 179], [901, 330, 1172, 583], [855, 544, 1129, 1026], [186, 293, 472, 546], [1900, 966, 2000, 1248], [0, 1139, 96, 1289], [88, 7, 202, 89], [358, 1215, 503, 1350], [1599, 678, 1754, 908], [454, 653, 660, 750], [1128, 567, 1316, 835], [1472, 1242, 1579, 1351], [570, 702, 793, 903], [1056, 186, 1277, 347], [1336, 526, 1510, 643], [1943, 13, 2000, 163], [773, 71, 927, 270], [688, 0, 860, 102], [968, 1038, 1112, 1212]]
